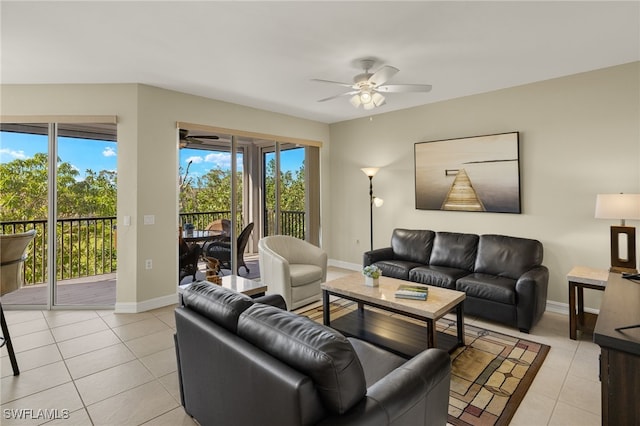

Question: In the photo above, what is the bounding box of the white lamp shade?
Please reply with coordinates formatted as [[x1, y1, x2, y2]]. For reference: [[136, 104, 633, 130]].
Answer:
[[360, 91, 372, 104], [350, 94, 362, 108], [361, 167, 379, 177], [372, 92, 386, 107], [373, 197, 384, 207], [595, 194, 640, 220]]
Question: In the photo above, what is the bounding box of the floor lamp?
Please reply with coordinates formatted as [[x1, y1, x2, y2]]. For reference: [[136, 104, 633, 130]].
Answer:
[[361, 168, 384, 251], [595, 193, 640, 273]]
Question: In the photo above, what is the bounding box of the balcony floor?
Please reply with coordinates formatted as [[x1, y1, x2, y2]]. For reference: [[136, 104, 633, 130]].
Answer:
[[2, 255, 259, 308]]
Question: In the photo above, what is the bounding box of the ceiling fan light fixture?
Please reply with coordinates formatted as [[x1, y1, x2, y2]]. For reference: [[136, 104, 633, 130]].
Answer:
[[360, 90, 373, 104], [350, 94, 362, 108], [372, 92, 385, 107], [363, 101, 375, 111]]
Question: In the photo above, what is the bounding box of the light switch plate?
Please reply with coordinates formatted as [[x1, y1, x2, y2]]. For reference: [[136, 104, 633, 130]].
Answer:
[[143, 215, 155, 225]]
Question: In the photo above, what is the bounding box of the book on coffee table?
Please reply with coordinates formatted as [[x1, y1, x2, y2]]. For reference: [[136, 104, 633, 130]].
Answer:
[[394, 284, 429, 300]]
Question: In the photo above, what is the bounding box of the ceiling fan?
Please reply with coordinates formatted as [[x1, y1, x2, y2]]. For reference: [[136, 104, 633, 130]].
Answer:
[[179, 129, 219, 148], [312, 59, 432, 110]]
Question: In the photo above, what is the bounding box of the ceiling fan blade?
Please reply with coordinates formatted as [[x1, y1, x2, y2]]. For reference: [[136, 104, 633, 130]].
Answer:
[[317, 90, 359, 102], [190, 135, 219, 140], [311, 78, 354, 88], [368, 66, 399, 87], [376, 84, 432, 93]]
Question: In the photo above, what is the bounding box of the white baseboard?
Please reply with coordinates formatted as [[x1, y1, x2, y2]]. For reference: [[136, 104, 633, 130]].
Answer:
[[115, 292, 179, 313], [546, 300, 599, 316], [328, 259, 360, 271]]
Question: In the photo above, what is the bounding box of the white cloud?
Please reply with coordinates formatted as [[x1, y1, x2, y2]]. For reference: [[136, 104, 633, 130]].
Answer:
[[186, 156, 203, 164], [102, 146, 116, 157], [204, 152, 231, 169], [0, 148, 27, 161]]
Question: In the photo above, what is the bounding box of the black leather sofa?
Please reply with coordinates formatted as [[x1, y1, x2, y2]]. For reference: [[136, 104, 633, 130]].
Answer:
[[174, 282, 451, 426], [364, 229, 549, 333]]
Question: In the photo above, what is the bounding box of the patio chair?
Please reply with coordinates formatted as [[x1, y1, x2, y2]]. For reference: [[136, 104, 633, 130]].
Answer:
[[179, 238, 202, 283], [1, 229, 37, 376], [203, 222, 254, 274], [205, 219, 231, 242]]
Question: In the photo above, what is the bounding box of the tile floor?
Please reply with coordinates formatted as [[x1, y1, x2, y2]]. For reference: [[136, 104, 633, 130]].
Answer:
[[1, 267, 601, 425]]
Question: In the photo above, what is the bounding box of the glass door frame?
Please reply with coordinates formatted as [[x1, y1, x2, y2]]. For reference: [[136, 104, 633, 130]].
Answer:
[[1, 116, 117, 310]]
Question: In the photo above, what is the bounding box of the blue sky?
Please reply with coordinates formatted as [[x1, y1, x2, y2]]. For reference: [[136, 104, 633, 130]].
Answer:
[[179, 146, 305, 182], [1, 131, 305, 183], [0, 132, 117, 179]]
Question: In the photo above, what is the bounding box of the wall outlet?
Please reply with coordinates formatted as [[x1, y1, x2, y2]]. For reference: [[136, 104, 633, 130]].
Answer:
[[145, 259, 153, 269], [143, 215, 155, 225]]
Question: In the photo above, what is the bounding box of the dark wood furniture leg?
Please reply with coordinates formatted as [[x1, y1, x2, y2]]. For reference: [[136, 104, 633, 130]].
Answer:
[[577, 285, 585, 328], [426, 319, 436, 348], [569, 281, 577, 340], [322, 290, 330, 326], [0, 303, 20, 376], [456, 303, 465, 347]]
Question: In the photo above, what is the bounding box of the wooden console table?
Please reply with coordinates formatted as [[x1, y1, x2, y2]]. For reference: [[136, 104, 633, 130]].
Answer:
[[567, 266, 607, 340], [594, 272, 640, 425]]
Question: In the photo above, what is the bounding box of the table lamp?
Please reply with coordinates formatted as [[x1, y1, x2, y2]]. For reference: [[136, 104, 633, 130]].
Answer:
[[595, 193, 640, 273]]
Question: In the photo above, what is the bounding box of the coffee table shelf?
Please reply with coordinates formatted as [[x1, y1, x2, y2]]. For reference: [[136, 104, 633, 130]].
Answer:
[[329, 308, 461, 358]]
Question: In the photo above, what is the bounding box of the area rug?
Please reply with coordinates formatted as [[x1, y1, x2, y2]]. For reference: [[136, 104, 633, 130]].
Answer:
[[298, 300, 550, 426]]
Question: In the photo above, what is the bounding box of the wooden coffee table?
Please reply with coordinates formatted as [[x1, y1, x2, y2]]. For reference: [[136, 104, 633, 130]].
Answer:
[[321, 273, 465, 358]]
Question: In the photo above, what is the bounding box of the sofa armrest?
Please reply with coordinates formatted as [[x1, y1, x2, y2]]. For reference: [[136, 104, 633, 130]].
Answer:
[[515, 265, 549, 332], [317, 348, 451, 426], [363, 247, 394, 266]]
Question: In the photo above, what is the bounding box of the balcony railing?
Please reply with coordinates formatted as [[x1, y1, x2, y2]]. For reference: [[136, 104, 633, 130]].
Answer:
[[1, 217, 117, 286], [264, 210, 305, 240], [2, 210, 305, 286]]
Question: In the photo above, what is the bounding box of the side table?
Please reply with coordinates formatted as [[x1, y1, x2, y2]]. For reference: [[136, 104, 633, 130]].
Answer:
[[567, 266, 608, 340]]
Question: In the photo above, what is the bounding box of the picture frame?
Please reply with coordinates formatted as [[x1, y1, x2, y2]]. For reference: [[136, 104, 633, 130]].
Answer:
[[414, 132, 521, 213]]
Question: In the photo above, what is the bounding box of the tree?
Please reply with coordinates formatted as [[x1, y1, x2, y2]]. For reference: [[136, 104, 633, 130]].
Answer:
[[0, 154, 117, 221]]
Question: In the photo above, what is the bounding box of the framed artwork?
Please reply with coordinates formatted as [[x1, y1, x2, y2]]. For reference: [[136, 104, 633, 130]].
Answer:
[[414, 132, 521, 213]]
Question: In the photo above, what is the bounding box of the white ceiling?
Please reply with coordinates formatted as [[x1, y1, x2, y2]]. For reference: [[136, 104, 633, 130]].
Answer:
[[2, 1, 639, 124]]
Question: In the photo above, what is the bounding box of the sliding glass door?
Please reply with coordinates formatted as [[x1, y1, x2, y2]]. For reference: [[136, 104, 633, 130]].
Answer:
[[262, 143, 319, 243], [0, 122, 117, 308]]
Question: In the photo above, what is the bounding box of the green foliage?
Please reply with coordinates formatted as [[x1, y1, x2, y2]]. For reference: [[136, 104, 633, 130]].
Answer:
[[264, 157, 306, 211], [179, 167, 243, 213], [1, 154, 118, 284], [0, 153, 117, 221]]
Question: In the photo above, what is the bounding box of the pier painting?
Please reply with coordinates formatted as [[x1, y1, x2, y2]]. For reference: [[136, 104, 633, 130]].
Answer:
[[414, 132, 521, 214]]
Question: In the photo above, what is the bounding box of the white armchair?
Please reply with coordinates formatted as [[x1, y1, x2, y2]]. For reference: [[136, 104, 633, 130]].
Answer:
[[258, 235, 327, 310]]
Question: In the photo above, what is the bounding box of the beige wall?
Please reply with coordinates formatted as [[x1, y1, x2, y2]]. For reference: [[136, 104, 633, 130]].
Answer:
[[1, 84, 330, 311], [327, 62, 640, 310]]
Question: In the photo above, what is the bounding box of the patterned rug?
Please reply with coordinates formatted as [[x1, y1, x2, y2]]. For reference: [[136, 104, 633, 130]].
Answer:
[[297, 300, 549, 426]]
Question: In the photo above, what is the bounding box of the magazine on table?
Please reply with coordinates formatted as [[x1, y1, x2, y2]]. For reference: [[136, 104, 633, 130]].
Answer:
[[394, 284, 429, 300]]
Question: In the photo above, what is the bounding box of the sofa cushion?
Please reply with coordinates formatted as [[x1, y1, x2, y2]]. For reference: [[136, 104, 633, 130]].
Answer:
[[429, 232, 479, 271], [391, 229, 435, 264], [237, 303, 366, 415], [289, 263, 323, 287], [409, 265, 470, 289], [456, 273, 516, 304], [373, 259, 423, 281], [182, 282, 254, 333], [475, 234, 543, 279]]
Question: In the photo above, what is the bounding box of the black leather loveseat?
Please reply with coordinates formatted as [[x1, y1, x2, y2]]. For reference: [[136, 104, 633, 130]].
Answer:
[[174, 282, 451, 426], [364, 229, 549, 333]]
